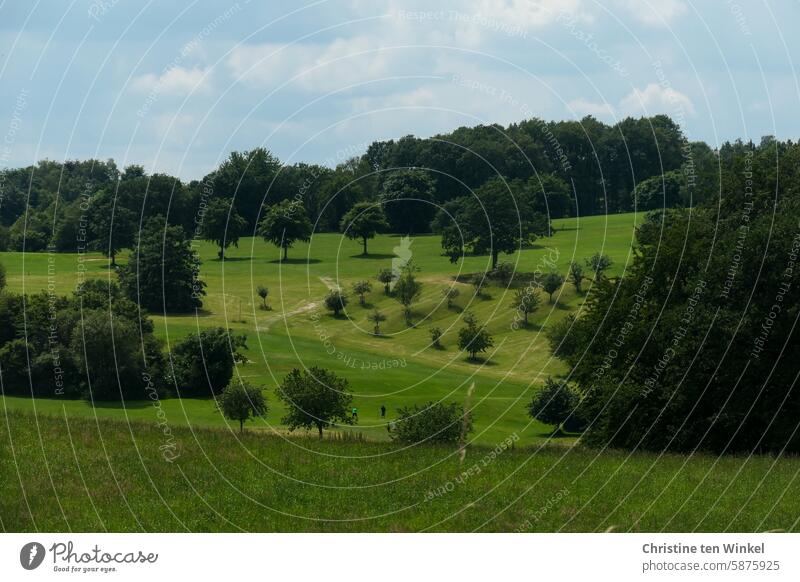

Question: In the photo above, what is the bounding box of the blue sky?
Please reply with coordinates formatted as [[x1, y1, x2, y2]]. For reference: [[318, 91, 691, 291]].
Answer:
[[1, 0, 798, 180]]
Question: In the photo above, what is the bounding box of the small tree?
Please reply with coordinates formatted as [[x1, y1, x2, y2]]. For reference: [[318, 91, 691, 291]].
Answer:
[[511, 286, 540, 326], [352, 280, 372, 307], [324, 289, 349, 317], [340, 202, 389, 255], [257, 285, 270, 310], [527, 377, 583, 434], [217, 381, 268, 433], [441, 286, 460, 309], [377, 268, 394, 295], [258, 199, 313, 261], [200, 197, 248, 260], [457, 312, 494, 361], [585, 252, 613, 282], [388, 401, 472, 444], [394, 270, 422, 326], [569, 261, 584, 293], [368, 308, 387, 335], [429, 326, 443, 349], [472, 274, 488, 298], [542, 272, 565, 303], [276, 367, 354, 438]]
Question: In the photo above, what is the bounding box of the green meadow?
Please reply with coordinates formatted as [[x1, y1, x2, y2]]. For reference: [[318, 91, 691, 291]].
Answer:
[[0, 212, 641, 445], [2, 412, 798, 532]]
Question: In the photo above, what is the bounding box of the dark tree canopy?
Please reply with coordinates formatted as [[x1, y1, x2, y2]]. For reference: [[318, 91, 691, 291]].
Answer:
[[171, 327, 248, 396], [86, 190, 136, 265], [550, 140, 800, 453], [380, 170, 436, 234], [118, 216, 206, 313], [527, 377, 585, 433], [441, 177, 548, 269]]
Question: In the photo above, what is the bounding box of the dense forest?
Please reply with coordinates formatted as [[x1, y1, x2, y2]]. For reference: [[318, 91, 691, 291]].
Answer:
[[550, 137, 800, 453], [0, 114, 718, 254]]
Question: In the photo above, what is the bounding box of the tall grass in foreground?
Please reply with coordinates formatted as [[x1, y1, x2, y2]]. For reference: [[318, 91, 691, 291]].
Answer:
[[2, 411, 798, 533]]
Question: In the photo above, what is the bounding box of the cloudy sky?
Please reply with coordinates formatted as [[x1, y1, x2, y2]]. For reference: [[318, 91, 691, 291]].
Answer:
[[0, 0, 797, 180]]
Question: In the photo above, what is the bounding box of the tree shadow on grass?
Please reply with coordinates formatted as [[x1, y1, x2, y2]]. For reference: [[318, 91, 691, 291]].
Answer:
[[267, 258, 322, 264], [350, 253, 396, 260], [465, 356, 498, 366], [516, 322, 543, 332]]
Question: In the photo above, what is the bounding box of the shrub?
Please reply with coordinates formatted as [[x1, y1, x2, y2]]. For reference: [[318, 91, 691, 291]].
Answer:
[[171, 328, 248, 396], [324, 289, 349, 317], [429, 327, 443, 348], [388, 401, 472, 444]]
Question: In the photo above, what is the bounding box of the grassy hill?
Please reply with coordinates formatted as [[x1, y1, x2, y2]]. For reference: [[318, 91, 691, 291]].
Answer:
[[2, 411, 798, 532], [0, 212, 641, 444]]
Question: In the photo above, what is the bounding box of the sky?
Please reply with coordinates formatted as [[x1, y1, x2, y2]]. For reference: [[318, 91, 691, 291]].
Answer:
[[0, 0, 798, 180]]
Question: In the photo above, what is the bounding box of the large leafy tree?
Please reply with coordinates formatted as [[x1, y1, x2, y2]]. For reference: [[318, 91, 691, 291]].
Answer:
[[276, 367, 354, 438], [380, 170, 436, 234], [119, 216, 206, 312], [340, 202, 388, 255], [170, 327, 248, 396], [199, 197, 248, 259], [86, 190, 136, 266], [258, 199, 313, 261], [441, 177, 547, 269], [208, 148, 282, 229]]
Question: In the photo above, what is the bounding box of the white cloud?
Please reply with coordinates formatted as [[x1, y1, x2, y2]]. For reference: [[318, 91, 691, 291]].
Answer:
[[619, 83, 695, 116], [227, 37, 399, 92], [471, 0, 590, 28], [132, 66, 208, 95], [613, 0, 686, 26], [567, 83, 695, 120]]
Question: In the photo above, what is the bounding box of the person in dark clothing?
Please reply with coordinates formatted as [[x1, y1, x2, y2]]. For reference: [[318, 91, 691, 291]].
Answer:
[[380, 405, 386, 418]]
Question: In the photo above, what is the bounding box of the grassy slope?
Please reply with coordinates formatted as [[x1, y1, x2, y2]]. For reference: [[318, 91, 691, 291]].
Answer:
[[0, 212, 641, 445], [2, 412, 798, 532]]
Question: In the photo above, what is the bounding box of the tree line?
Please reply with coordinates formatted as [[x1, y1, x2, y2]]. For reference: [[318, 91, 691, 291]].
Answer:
[[0, 114, 718, 256]]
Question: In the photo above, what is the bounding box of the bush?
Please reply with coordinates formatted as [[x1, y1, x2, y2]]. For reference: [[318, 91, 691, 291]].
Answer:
[[388, 401, 472, 444], [324, 289, 349, 317], [429, 327, 443, 348], [171, 328, 248, 397]]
